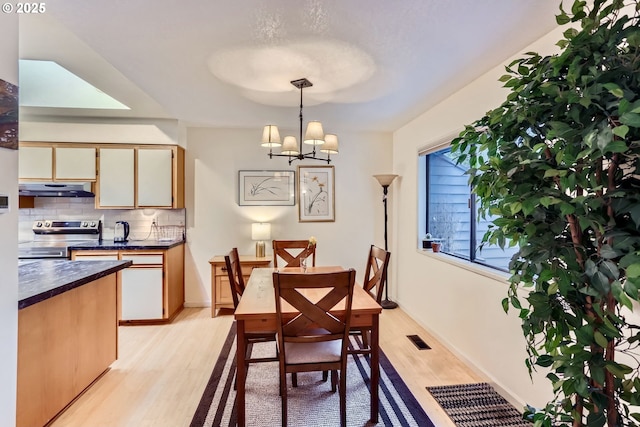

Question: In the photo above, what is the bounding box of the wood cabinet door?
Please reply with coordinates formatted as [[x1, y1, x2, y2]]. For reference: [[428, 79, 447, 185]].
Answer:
[[55, 147, 96, 180], [137, 148, 173, 207], [19, 146, 53, 180], [98, 148, 135, 208]]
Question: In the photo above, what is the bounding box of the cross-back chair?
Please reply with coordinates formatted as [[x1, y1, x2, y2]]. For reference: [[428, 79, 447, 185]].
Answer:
[[350, 245, 390, 354], [272, 239, 316, 268], [225, 248, 278, 387], [273, 269, 356, 427]]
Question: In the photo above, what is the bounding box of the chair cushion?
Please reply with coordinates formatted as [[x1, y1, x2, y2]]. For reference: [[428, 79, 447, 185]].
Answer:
[[284, 339, 342, 364]]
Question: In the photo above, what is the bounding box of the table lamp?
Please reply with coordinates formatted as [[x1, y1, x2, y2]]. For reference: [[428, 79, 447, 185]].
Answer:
[[251, 223, 271, 257]]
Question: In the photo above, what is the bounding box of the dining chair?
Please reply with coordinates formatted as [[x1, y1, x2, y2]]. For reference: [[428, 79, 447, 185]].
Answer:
[[225, 248, 278, 387], [272, 239, 316, 268], [350, 245, 390, 354], [273, 269, 356, 427]]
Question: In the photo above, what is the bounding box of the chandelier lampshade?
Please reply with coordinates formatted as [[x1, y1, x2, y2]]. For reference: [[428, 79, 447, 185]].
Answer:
[[320, 134, 339, 154], [303, 121, 325, 145], [281, 136, 299, 155], [261, 125, 281, 147]]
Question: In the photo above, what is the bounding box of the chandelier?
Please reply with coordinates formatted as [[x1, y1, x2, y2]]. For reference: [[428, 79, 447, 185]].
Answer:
[[261, 78, 338, 164]]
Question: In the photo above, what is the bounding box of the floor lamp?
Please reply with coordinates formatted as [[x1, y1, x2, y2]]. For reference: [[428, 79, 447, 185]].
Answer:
[[373, 174, 398, 309]]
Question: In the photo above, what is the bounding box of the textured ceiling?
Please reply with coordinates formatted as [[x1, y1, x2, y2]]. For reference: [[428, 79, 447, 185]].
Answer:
[[19, 0, 560, 132]]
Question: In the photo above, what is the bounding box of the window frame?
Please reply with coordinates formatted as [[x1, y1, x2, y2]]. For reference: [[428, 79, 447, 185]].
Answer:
[[421, 147, 514, 273]]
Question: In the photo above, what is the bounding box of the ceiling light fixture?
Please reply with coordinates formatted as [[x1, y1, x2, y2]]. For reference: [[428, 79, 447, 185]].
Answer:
[[261, 78, 338, 164]]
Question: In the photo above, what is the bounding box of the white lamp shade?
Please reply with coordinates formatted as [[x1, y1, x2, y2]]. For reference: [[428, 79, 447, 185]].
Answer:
[[320, 134, 339, 154], [261, 125, 281, 147], [303, 121, 325, 145], [281, 136, 299, 155], [373, 174, 398, 186], [251, 223, 271, 241]]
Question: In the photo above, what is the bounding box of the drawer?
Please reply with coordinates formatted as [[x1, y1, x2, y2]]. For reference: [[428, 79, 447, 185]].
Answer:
[[121, 254, 164, 265], [215, 264, 261, 277]]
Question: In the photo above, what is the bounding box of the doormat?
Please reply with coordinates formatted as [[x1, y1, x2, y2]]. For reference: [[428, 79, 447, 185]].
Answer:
[[426, 383, 530, 426]]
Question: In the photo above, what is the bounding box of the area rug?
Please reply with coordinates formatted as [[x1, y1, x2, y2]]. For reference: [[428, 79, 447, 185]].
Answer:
[[191, 322, 434, 426], [426, 383, 530, 426]]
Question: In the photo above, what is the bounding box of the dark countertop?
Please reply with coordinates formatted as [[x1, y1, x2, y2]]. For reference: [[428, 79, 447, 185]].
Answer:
[[19, 259, 133, 309], [68, 239, 185, 251]]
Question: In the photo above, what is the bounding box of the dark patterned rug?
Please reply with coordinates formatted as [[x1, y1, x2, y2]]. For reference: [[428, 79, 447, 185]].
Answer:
[[426, 383, 531, 426], [191, 322, 434, 426]]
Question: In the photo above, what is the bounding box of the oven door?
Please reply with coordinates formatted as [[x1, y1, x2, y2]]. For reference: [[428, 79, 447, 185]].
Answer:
[[18, 241, 69, 260]]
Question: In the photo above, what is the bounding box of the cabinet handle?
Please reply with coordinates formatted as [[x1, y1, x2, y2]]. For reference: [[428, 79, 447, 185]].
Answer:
[[221, 267, 227, 271]]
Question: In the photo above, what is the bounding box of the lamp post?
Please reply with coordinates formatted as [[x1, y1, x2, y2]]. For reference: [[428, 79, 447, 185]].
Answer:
[[373, 174, 398, 309]]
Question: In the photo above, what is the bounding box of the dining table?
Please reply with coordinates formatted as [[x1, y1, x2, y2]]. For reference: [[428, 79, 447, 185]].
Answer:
[[234, 266, 383, 426]]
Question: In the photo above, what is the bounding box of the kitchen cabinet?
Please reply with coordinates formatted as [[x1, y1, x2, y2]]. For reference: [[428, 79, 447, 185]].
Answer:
[[120, 257, 163, 320], [208, 255, 271, 317], [72, 244, 185, 324], [55, 146, 97, 180], [97, 147, 135, 208], [19, 145, 52, 180], [96, 144, 184, 209], [19, 142, 97, 181]]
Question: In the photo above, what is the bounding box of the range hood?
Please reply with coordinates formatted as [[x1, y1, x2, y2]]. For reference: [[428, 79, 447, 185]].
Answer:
[[19, 182, 95, 197]]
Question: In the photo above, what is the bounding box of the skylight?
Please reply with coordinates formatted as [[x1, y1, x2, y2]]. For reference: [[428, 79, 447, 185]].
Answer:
[[19, 59, 130, 110]]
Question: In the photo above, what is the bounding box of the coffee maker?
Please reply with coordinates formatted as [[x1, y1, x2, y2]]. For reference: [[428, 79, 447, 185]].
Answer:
[[114, 221, 130, 242]]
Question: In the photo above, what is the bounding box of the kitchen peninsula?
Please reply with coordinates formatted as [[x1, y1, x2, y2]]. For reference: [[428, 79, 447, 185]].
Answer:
[[17, 260, 132, 427]]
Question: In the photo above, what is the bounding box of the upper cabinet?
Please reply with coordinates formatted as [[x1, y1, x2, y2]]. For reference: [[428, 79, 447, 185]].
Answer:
[[96, 144, 184, 209], [19, 143, 97, 181], [19, 142, 184, 210], [97, 147, 135, 208]]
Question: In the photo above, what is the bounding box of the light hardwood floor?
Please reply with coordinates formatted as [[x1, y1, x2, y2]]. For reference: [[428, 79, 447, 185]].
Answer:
[[49, 307, 483, 427]]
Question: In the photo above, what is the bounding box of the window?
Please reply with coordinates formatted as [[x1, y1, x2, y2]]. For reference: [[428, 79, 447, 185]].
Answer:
[[421, 147, 518, 272]]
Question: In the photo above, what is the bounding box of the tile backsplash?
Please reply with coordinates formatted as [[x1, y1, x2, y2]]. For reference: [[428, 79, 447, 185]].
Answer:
[[19, 197, 185, 242]]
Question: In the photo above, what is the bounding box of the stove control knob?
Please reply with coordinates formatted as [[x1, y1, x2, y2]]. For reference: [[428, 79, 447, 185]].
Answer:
[[44, 221, 51, 228], [90, 222, 96, 227], [35, 221, 43, 227], [81, 221, 88, 227]]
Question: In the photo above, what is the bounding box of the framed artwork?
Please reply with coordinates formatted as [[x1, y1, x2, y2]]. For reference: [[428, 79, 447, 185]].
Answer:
[[298, 165, 335, 222], [0, 79, 18, 150], [238, 170, 295, 206]]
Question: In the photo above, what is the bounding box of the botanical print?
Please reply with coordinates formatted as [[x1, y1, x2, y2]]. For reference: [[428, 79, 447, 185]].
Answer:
[[302, 171, 329, 216], [244, 175, 291, 201], [0, 79, 18, 150], [238, 170, 295, 205], [298, 166, 334, 222]]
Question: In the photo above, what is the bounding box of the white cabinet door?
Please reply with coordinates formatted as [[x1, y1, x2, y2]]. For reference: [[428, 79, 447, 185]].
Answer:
[[137, 148, 173, 207], [55, 147, 96, 180], [19, 146, 53, 180], [98, 148, 135, 208], [121, 267, 164, 320]]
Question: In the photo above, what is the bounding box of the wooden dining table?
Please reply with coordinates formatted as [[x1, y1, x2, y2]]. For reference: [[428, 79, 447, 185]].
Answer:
[[234, 266, 383, 426]]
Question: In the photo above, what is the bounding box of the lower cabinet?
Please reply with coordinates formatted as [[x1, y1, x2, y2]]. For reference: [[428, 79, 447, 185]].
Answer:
[[121, 261, 164, 320], [72, 244, 184, 324]]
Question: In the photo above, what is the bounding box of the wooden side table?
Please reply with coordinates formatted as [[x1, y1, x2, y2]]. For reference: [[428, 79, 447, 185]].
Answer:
[[208, 255, 271, 317]]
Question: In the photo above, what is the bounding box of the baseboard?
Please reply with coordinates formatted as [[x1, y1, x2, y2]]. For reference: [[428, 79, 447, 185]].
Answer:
[[183, 301, 211, 308]]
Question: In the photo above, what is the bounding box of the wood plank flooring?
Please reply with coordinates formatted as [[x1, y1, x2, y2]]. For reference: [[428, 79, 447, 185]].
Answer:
[[49, 307, 483, 427]]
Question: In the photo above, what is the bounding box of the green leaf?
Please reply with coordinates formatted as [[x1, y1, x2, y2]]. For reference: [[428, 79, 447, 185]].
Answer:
[[603, 82, 624, 98], [627, 264, 640, 279], [594, 330, 609, 348], [620, 112, 640, 128], [612, 125, 629, 139]]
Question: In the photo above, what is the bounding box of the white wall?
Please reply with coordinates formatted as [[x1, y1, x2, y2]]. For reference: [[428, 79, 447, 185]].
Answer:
[[0, 13, 18, 427], [392, 27, 567, 407], [183, 127, 393, 306]]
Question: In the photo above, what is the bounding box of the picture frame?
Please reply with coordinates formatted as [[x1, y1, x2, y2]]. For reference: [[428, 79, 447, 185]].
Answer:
[[238, 170, 295, 206], [298, 165, 335, 222]]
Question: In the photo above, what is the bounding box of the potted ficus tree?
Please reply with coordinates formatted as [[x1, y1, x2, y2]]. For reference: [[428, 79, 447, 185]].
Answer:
[[450, 1, 640, 426]]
